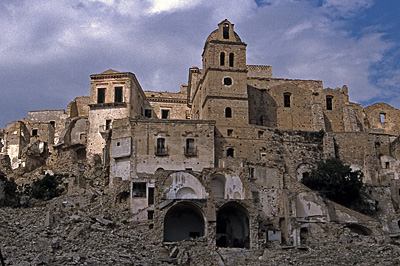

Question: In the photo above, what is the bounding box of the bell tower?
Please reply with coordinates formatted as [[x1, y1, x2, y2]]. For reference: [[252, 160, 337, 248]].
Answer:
[[193, 19, 249, 127]]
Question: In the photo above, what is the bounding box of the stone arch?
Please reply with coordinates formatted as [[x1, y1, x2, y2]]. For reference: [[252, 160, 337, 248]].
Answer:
[[296, 163, 313, 181], [210, 174, 226, 199], [216, 202, 250, 248], [164, 202, 205, 242], [163, 172, 206, 199]]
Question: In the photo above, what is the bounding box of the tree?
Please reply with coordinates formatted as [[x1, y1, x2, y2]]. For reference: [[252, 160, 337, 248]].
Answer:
[[301, 158, 363, 206], [31, 174, 64, 200]]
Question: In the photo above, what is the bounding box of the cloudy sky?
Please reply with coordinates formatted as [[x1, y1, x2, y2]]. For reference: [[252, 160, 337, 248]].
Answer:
[[1, 0, 399, 128]]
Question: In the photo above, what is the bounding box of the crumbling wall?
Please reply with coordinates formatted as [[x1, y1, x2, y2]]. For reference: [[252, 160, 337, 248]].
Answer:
[[364, 103, 400, 136]]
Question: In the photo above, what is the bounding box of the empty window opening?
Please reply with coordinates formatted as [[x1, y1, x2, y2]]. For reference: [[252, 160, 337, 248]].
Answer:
[[79, 133, 86, 142], [326, 96, 333, 110], [220, 52, 225, 66], [229, 53, 234, 67], [164, 203, 204, 242], [148, 187, 154, 205], [50, 121, 55, 128], [116, 191, 129, 204], [300, 227, 308, 245], [380, 113, 386, 123], [75, 148, 86, 161], [224, 77, 232, 86], [398, 188, 400, 195], [185, 138, 196, 156], [161, 109, 170, 119], [148, 210, 154, 220], [223, 23, 229, 39], [249, 167, 255, 179], [227, 129, 233, 137], [97, 88, 106, 103], [385, 162, 390, 169], [258, 131, 264, 138], [216, 203, 250, 248], [114, 87, 123, 103], [144, 109, 152, 118], [132, 182, 146, 197], [225, 107, 232, 118], [284, 93, 291, 107], [156, 138, 167, 156], [32, 129, 38, 136], [116, 142, 120, 147], [105, 119, 111, 130], [227, 148, 234, 157]]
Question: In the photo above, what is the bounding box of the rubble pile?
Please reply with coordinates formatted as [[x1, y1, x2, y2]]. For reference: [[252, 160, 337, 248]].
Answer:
[[1, 188, 400, 266]]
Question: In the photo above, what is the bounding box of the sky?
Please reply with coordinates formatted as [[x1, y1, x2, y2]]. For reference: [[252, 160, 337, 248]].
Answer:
[[0, 0, 399, 129]]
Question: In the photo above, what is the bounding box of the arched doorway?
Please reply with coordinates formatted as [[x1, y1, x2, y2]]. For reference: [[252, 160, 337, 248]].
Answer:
[[164, 203, 205, 242], [216, 202, 250, 248]]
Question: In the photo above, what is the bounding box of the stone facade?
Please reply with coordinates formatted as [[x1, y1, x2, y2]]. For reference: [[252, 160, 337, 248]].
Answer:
[[1, 19, 400, 252]]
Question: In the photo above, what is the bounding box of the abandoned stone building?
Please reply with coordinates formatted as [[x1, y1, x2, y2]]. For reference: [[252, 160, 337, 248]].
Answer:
[[1, 19, 400, 250]]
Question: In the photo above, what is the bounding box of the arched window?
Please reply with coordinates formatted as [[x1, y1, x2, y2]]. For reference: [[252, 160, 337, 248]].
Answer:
[[229, 53, 234, 67], [220, 52, 225, 66], [225, 107, 232, 118], [284, 93, 291, 108], [326, 95, 333, 110], [223, 23, 229, 39]]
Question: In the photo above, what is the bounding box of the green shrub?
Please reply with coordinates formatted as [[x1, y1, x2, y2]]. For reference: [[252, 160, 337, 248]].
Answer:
[[302, 158, 363, 206]]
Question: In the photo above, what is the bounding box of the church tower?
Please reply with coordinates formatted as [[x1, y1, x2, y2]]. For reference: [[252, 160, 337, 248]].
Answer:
[[189, 19, 249, 127]]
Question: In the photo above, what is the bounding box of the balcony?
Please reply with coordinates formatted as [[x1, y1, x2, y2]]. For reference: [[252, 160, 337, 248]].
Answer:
[[184, 147, 197, 157], [155, 146, 168, 156]]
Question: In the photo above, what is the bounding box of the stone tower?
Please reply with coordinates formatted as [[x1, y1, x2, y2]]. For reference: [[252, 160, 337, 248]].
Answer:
[[189, 19, 249, 127]]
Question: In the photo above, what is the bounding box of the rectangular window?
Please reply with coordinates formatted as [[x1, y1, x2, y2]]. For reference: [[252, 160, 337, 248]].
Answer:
[[326, 96, 333, 110], [284, 93, 291, 107], [144, 109, 152, 118], [132, 182, 146, 197], [32, 129, 38, 136], [161, 109, 170, 119], [148, 187, 154, 205], [105, 119, 111, 130], [156, 138, 168, 156], [97, 88, 106, 103], [227, 129, 233, 136], [185, 138, 197, 156], [258, 131, 264, 138], [249, 167, 255, 179], [114, 87, 123, 103], [380, 113, 386, 123], [385, 162, 390, 169], [50, 121, 55, 128], [147, 210, 154, 220]]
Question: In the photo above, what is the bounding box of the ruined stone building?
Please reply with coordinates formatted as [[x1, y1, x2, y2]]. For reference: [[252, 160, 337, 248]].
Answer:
[[1, 19, 400, 250]]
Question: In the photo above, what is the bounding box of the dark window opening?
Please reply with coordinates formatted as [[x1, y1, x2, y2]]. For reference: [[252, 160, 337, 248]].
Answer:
[[132, 182, 146, 197], [105, 119, 111, 130], [216, 204, 250, 248], [249, 167, 255, 179], [300, 227, 308, 245], [75, 148, 86, 161], [161, 109, 170, 119], [225, 107, 232, 118], [385, 162, 390, 169], [258, 131, 264, 138], [114, 87, 123, 103], [229, 53, 234, 67], [380, 113, 386, 123], [32, 129, 38, 136], [145, 109, 152, 118], [326, 96, 333, 110], [148, 187, 154, 205], [148, 210, 154, 220], [164, 203, 205, 242], [220, 52, 225, 66], [97, 88, 105, 104], [227, 129, 233, 137], [156, 138, 168, 156], [284, 93, 291, 108], [50, 121, 55, 128], [227, 148, 234, 157], [185, 138, 197, 156], [224, 77, 232, 86], [116, 142, 120, 147], [223, 23, 229, 39]]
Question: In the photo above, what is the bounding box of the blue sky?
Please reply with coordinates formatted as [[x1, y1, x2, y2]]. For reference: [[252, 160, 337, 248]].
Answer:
[[0, 0, 399, 128]]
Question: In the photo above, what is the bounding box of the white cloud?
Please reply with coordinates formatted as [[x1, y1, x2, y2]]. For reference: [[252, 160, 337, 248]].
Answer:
[[322, 0, 374, 17]]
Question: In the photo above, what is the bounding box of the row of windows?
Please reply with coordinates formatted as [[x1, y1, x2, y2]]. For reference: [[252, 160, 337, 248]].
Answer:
[[97, 87, 123, 104], [284, 93, 334, 110], [220, 52, 234, 67], [156, 138, 197, 157]]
